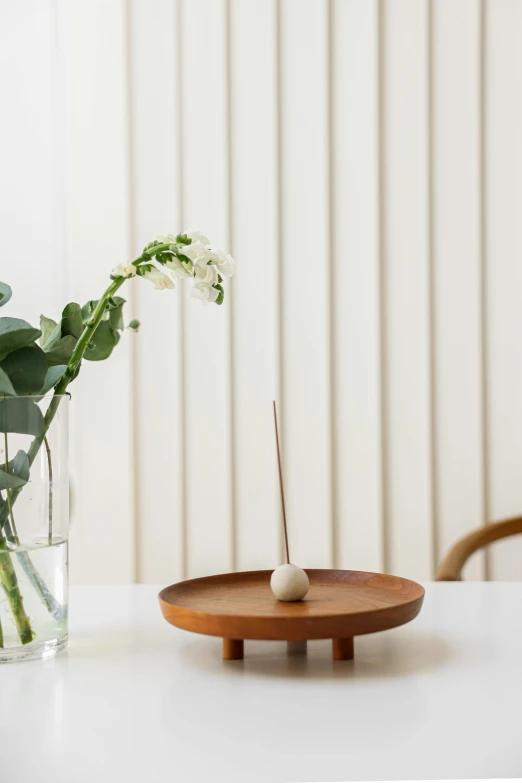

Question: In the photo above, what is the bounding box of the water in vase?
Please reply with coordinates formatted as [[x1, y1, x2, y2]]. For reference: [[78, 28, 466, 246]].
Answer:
[[0, 537, 68, 662]]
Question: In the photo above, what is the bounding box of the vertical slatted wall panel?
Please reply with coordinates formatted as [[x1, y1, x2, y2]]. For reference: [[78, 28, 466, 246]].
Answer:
[[180, 0, 233, 578], [61, 0, 135, 583], [331, 0, 383, 572], [431, 0, 485, 580], [49, 0, 522, 583], [280, 0, 332, 568], [381, 0, 433, 580], [129, 0, 184, 584], [485, 0, 522, 579], [229, 0, 280, 570], [0, 1, 67, 324]]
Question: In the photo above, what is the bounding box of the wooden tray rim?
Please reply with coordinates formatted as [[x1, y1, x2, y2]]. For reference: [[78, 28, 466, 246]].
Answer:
[[158, 569, 425, 642]]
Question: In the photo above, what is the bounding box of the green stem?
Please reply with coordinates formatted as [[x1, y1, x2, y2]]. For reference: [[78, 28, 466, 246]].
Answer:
[[0, 254, 155, 520], [1, 245, 163, 523], [0, 248, 159, 633], [44, 436, 53, 545], [3, 432, 18, 544], [25, 246, 166, 439], [52, 245, 169, 398], [0, 481, 64, 622], [0, 482, 37, 642], [54, 277, 126, 395], [0, 540, 34, 645], [18, 551, 64, 621]]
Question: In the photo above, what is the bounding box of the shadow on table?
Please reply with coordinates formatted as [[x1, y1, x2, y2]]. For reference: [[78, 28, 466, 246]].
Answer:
[[178, 630, 456, 681]]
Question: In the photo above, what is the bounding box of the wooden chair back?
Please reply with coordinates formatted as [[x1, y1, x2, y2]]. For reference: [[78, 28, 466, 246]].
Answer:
[[436, 516, 522, 581]]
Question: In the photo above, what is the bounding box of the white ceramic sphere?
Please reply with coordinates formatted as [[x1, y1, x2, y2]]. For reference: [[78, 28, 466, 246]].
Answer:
[[270, 563, 309, 602]]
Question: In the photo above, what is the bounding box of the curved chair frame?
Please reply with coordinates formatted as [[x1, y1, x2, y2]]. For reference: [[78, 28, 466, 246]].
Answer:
[[436, 516, 522, 581]]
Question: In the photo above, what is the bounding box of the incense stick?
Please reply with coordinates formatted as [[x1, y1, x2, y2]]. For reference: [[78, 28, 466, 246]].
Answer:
[[273, 400, 290, 565]]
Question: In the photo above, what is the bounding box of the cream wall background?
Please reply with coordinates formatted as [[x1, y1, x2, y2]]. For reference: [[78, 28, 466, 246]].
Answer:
[[2, 0, 522, 583]]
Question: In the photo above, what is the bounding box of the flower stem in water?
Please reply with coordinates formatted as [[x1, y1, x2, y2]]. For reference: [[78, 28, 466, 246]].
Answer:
[[3, 433, 18, 542], [0, 544, 34, 645], [44, 436, 53, 545], [16, 548, 64, 623]]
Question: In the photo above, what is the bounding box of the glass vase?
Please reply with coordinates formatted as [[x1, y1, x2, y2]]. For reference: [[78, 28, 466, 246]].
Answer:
[[0, 394, 69, 662]]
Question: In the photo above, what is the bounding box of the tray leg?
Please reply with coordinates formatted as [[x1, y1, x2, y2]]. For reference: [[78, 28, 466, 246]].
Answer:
[[332, 637, 354, 660], [223, 638, 244, 660], [287, 641, 307, 656]]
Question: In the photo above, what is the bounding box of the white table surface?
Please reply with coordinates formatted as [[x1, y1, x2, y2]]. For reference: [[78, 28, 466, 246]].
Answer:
[[1, 583, 521, 782]]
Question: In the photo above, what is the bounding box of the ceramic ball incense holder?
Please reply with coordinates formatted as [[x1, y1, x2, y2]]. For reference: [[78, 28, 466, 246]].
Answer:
[[270, 563, 309, 601], [159, 401, 425, 660]]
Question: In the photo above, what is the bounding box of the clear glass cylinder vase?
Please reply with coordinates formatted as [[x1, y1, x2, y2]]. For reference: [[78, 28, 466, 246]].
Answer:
[[0, 394, 69, 662]]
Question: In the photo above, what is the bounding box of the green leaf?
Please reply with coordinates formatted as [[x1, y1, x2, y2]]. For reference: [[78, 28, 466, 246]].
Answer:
[[136, 264, 153, 277], [0, 367, 16, 396], [0, 449, 30, 491], [0, 283, 12, 309], [108, 297, 125, 331], [213, 283, 224, 306], [0, 468, 27, 490], [0, 344, 49, 395], [11, 449, 30, 481], [61, 303, 83, 339], [128, 319, 140, 332], [106, 296, 125, 309], [84, 320, 117, 362], [0, 318, 41, 360], [40, 315, 58, 348], [41, 321, 62, 351], [0, 397, 44, 435], [44, 335, 77, 366], [82, 297, 125, 326], [40, 365, 66, 395], [81, 300, 97, 323]]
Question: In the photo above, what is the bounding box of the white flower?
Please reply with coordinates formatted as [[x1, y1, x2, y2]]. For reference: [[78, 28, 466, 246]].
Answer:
[[112, 262, 136, 278], [190, 282, 219, 304], [154, 233, 177, 244], [184, 227, 210, 245], [142, 266, 175, 291], [194, 263, 219, 286], [207, 249, 236, 277], [164, 256, 192, 279], [139, 229, 234, 304], [180, 240, 213, 267]]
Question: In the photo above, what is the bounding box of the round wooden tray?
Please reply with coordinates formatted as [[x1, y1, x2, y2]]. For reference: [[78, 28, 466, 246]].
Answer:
[[159, 569, 425, 660]]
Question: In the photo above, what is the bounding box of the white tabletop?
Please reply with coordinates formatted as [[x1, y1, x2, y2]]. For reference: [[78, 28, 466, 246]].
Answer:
[[1, 583, 521, 782]]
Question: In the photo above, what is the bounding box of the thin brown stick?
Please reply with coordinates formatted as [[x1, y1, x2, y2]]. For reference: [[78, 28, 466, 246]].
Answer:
[[273, 400, 290, 565]]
